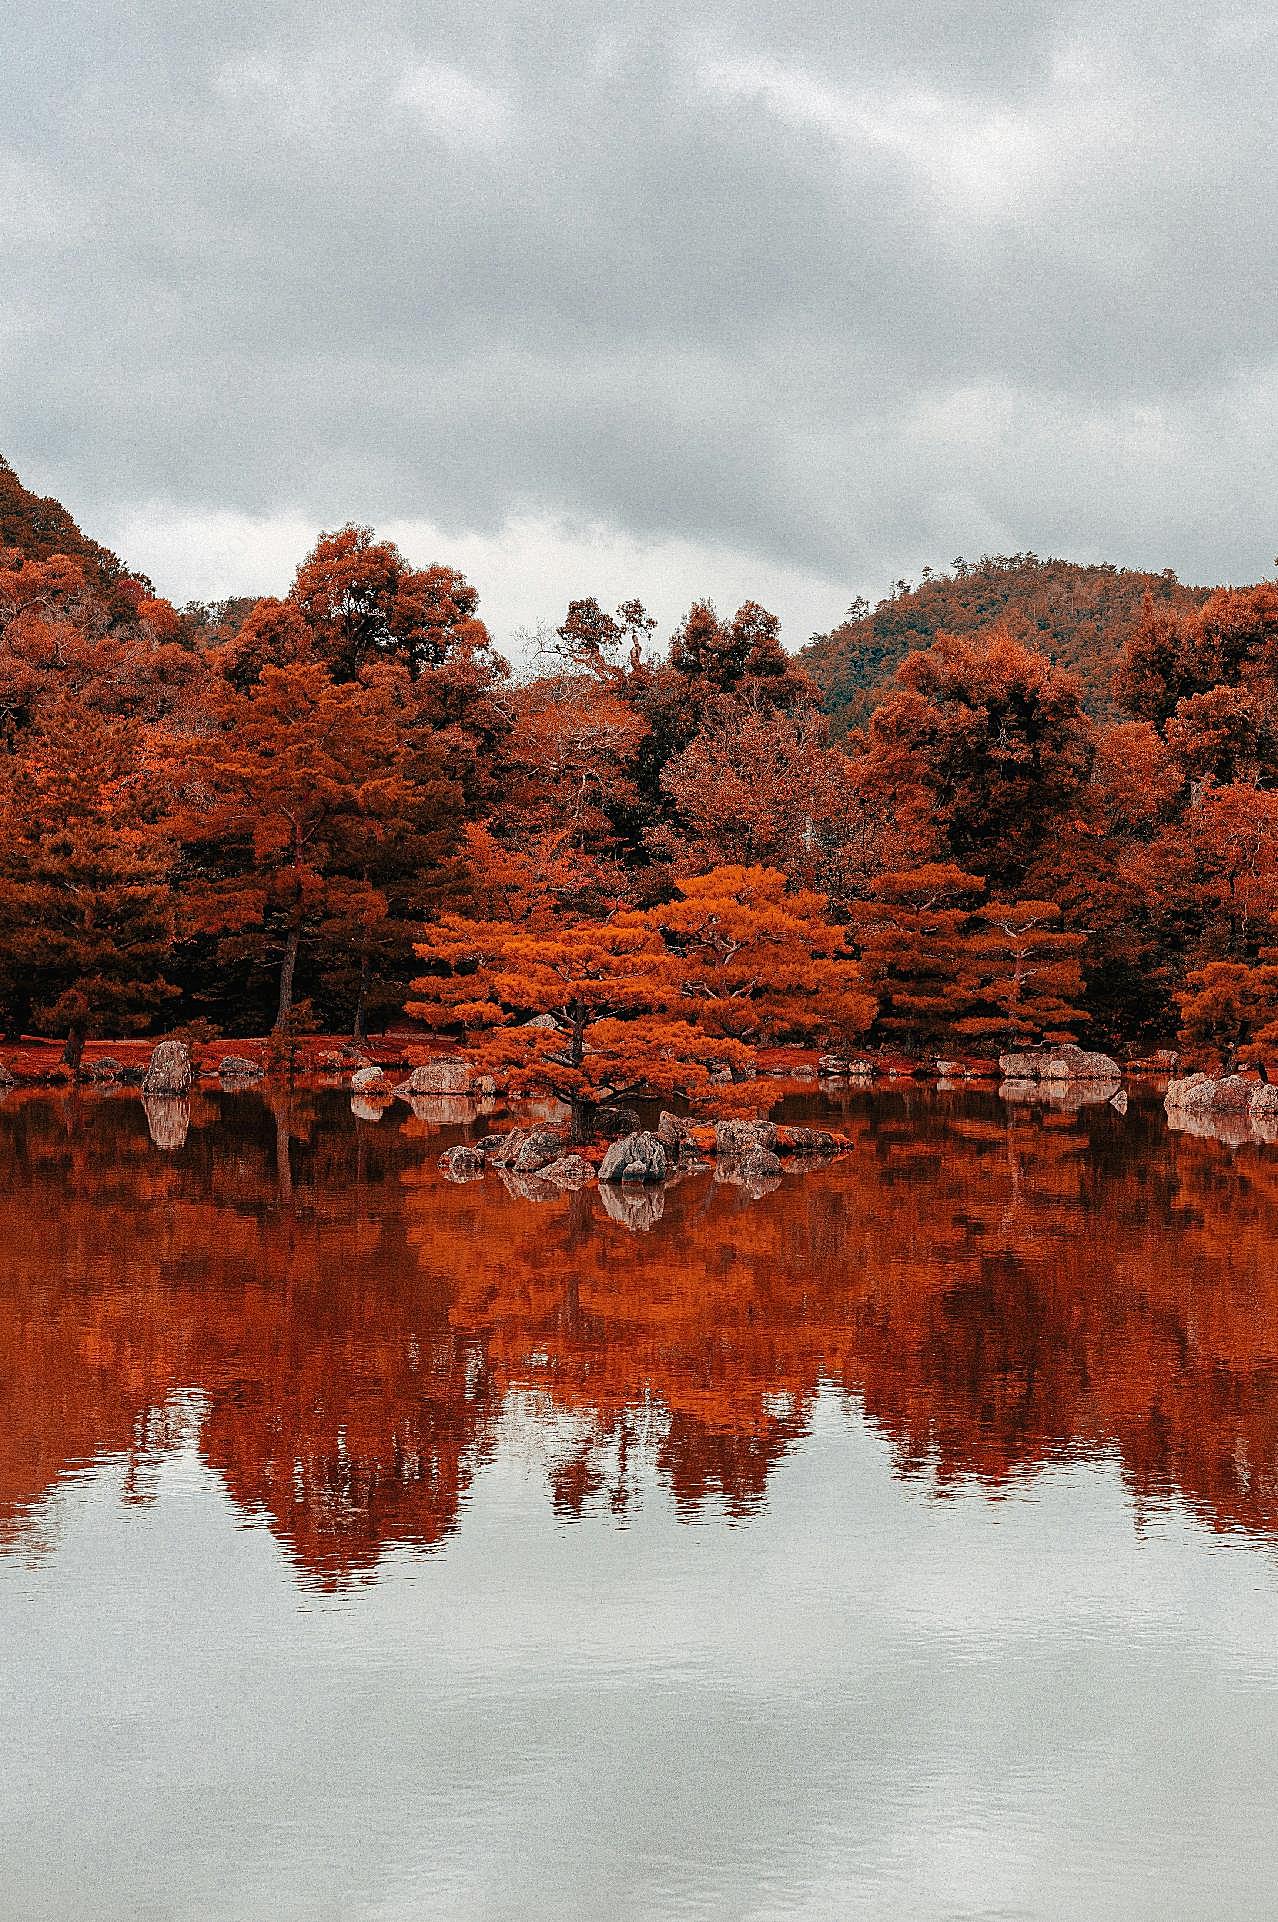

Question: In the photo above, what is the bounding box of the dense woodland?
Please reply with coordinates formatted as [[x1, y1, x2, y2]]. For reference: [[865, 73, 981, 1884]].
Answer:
[[2, 452, 1277, 1077]]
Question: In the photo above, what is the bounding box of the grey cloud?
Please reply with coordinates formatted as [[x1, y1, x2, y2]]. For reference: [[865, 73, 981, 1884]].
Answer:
[[2, 0, 1277, 633]]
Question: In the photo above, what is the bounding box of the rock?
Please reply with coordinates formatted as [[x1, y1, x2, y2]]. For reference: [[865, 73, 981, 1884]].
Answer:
[[598, 1130, 668, 1183], [397, 1057, 472, 1096], [141, 1039, 194, 1096], [350, 1065, 385, 1093], [1250, 1083, 1278, 1117], [714, 1118, 777, 1159], [935, 1059, 962, 1077], [218, 1054, 263, 1082], [512, 1126, 564, 1174], [1166, 1072, 1256, 1117], [485, 1129, 529, 1168], [656, 1109, 691, 1150], [475, 1074, 499, 1096], [438, 1144, 486, 1181], [86, 1056, 123, 1081], [519, 1013, 559, 1030], [1109, 1089, 1129, 1114], [142, 1095, 190, 1151], [777, 1125, 837, 1157], [592, 1104, 640, 1141], [535, 1153, 596, 1188], [0, 1062, 13, 1090], [998, 1044, 1121, 1084]]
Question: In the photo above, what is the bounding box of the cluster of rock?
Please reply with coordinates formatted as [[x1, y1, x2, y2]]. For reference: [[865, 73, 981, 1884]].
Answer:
[[437, 1112, 847, 1219], [1164, 1072, 1278, 1146]]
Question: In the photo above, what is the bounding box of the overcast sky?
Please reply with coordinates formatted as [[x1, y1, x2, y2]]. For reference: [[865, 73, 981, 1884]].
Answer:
[[2, 1, 1276, 650]]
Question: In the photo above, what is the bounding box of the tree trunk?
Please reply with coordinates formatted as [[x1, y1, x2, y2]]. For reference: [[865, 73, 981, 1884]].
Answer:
[[570, 1095, 594, 1146], [63, 1022, 86, 1079], [274, 922, 301, 1034], [352, 949, 370, 1047]]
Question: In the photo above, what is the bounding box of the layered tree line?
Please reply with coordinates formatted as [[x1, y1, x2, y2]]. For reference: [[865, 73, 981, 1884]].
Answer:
[[2, 453, 1276, 1070]]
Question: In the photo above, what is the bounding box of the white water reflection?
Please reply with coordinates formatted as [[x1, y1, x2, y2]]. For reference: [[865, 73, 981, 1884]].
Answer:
[[3, 1392, 1277, 1922]]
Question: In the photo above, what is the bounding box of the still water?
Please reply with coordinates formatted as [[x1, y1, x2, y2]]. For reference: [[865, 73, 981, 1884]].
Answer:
[[2, 1084, 1277, 1920]]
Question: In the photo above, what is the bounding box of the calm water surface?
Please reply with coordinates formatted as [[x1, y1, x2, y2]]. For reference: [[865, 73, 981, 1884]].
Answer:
[[2, 1083, 1277, 1921]]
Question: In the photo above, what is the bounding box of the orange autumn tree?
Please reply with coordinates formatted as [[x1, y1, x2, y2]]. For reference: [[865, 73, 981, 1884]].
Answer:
[[962, 899, 1087, 1049], [852, 864, 987, 1053], [1176, 959, 1278, 1069], [409, 912, 751, 1140], [643, 865, 874, 1048]]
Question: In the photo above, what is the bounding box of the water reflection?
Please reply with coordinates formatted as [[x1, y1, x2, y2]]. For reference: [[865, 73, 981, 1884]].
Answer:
[[2, 1086, 1278, 1585]]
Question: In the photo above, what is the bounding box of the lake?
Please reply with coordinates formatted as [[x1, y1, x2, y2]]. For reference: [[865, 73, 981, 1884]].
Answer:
[[2, 1082, 1277, 1921]]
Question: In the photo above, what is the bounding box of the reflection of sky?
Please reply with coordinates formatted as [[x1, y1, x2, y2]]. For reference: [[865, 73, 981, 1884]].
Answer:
[[3, 1391, 1277, 1921]]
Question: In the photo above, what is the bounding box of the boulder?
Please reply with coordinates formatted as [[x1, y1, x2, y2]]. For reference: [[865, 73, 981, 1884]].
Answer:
[[776, 1125, 837, 1158], [485, 1129, 529, 1168], [535, 1153, 596, 1189], [714, 1118, 777, 1159], [519, 1013, 559, 1030], [141, 1039, 194, 1096], [397, 1057, 472, 1096], [598, 1130, 668, 1184], [218, 1054, 263, 1082], [350, 1065, 386, 1093], [1165, 1072, 1256, 1117], [998, 1044, 1121, 1084], [656, 1109, 691, 1150], [1109, 1089, 1129, 1114], [438, 1144, 486, 1181], [1250, 1083, 1278, 1117], [512, 1126, 564, 1174]]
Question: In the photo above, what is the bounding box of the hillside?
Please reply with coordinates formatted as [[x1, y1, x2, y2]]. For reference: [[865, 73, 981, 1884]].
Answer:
[[0, 454, 136, 589], [802, 554, 1211, 731]]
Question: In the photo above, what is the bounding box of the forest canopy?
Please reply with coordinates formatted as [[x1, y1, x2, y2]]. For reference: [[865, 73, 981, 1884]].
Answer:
[[1, 453, 1274, 1069]]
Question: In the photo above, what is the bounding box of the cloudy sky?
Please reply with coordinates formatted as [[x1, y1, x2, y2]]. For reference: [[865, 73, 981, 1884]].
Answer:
[[2, 1, 1276, 650]]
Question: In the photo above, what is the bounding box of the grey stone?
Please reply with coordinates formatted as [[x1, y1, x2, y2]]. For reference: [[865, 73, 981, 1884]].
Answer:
[[598, 1130, 668, 1183], [535, 1154, 596, 1188], [1250, 1083, 1278, 1117], [142, 1039, 194, 1095], [486, 1129, 529, 1168], [714, 1118, 777, 1159], [350, 1065, 386, 1092], [398, 1058, 472, 1096], [218, 1054, 263, 1082], [999, 1044, 1121, 1083], [512, 1126, 564, 1174]]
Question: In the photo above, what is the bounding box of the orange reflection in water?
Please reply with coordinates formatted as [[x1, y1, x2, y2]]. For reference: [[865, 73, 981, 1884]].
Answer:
[[1, 1086, 1277, 1584]]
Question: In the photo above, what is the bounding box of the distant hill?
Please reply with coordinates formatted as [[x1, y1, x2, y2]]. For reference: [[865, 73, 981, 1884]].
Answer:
[[802, 554, 1211, 731], [0, 454, 137, 589]]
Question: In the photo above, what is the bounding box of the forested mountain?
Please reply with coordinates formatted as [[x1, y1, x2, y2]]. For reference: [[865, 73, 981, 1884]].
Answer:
[[803, 554, 1211, 731]]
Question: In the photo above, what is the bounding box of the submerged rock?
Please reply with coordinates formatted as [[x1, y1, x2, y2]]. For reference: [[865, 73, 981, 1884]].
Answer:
[[438, 1144, 486, 1181], [598, 1130, 668, 1184], [142, 1039, 194, 1096]]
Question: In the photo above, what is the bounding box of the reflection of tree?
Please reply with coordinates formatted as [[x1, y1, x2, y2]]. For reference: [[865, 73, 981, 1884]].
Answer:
[[3, 1088, 1278, 1584]]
